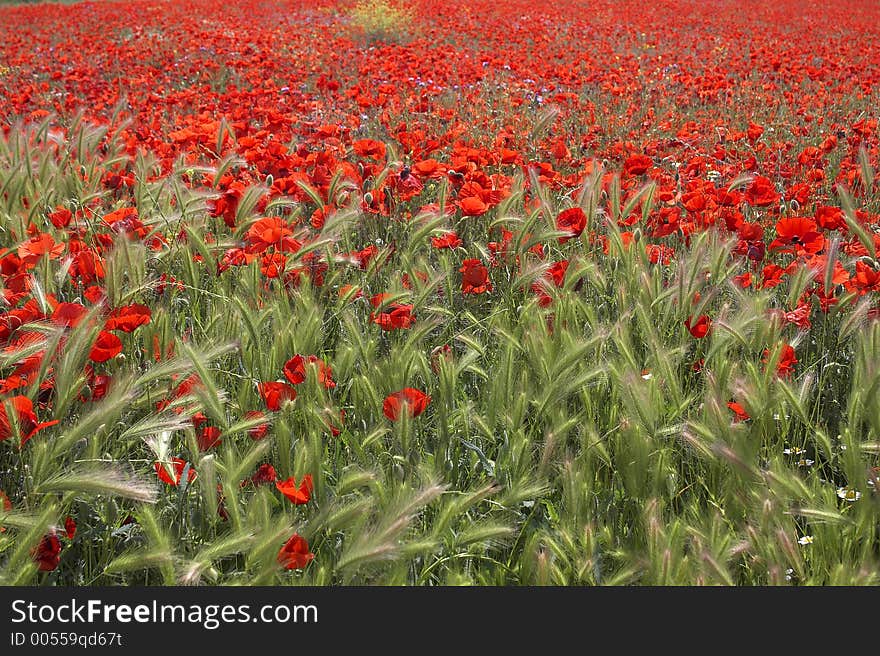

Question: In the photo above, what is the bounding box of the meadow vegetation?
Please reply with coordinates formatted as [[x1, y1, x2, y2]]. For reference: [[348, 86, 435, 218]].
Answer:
[[0, 0, 878, 585]]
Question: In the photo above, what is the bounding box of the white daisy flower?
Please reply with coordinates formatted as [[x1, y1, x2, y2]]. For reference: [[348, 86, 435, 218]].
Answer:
[[837, 487, 862, 502]]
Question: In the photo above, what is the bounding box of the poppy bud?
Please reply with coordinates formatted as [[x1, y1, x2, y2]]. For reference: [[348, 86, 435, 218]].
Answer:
[[632, 228, 642, 243], [789, 199, 800, 212], [363, 192, 374, 205], [265, 174, 274, 188]]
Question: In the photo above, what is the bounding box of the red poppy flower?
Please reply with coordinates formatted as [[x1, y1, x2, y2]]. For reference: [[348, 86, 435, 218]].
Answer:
[[763, 344, 798, 378], [282, 355, 309, 385], [155, 372, 204, 412], [531, 260, 570, 307], [103, 207, 146, 240], [197, 425, 222, 451], [646, 244, 675, 265], [737, 222, 764, 242], [245, 410, 270, 440], [781, 303, 812, 330], [624, 154, 652, 176], [276, 474, 313, 505], [770, 217, 824, 255], [413, 159, 442, 179], [51, 302, 88, 328], [260, 252, 288, 278], [309, 205, 333, 230], [18, 233, 65, 267], [242, 463, 277, 487], [746, 122, 764, 142], [69, 248, 105, 285], [744, 176, 780, 207], [0, 395, 58, 445], [64, 516, 77, 540], [815, 206, 846, 231], [760, 264, 786, 288], [259, 381, 297, 411], [155, 458, 197, 486], [245, 217, 300, 254], [31, 533, 62, 572], [728, 402, 750, 422], [105, 304, 151, 332], [733, 272, 753, 288], [283, 355, 336, 389], [459, 196, 488, 217], [49, 207, 73, 229], [556, 207, 587, 243], [383, 388, 431, 421], [350, 244, 379, 270], [83, 286, 107, 305], [684, 315, 712, 339], [460, 258, 492, 295], [88, 330, 122, 363], [191, 411, 210, 433], [352, 139, 386, 160], [277, 533, 314, 570], [370, 303, 415, 330], [851, 261, 880, 295], [431, 232, 462, 249], [546, 260, 569, 287]]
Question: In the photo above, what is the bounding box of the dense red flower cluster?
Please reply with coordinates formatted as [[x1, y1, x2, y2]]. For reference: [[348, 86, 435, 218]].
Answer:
[[2, 0, 880, 577]]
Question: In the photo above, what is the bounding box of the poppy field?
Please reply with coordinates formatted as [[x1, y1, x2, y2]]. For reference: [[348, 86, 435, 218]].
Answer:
[[1, 0, 880, 586]]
